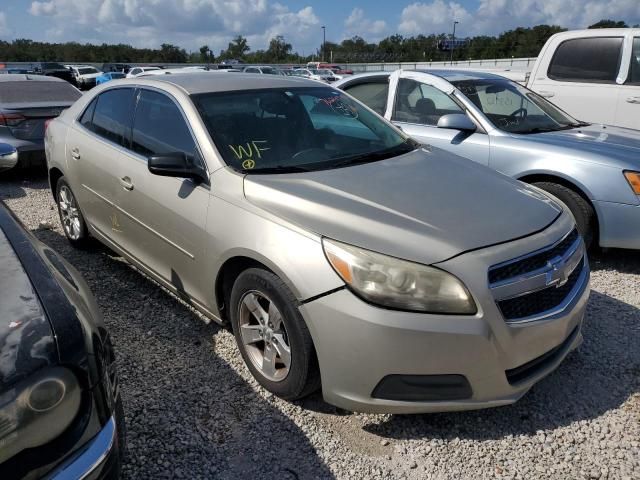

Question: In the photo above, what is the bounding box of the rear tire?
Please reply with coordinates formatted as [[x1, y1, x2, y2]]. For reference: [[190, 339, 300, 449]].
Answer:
[[533, 182, 596, 249], [55, 177, 90, 248], [229, 268, 321, 400]]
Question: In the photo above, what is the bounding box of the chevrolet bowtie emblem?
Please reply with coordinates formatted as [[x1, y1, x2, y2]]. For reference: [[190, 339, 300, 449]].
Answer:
[[545, 257, 569, 288]]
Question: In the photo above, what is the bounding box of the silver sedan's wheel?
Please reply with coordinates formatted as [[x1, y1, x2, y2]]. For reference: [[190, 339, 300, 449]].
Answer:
[[58, 185, 82, 240], [239, 290, 291, 382]]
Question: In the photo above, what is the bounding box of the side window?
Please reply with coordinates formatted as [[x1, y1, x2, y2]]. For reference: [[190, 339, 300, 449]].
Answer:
[[90, 88, 135, 147], [130, 68, 140, 76], [344, 81, 389, 115], [629, 38, 640, 85], [79, 98, 97, 127], [548, 37, 623, 83], [393, 78, 463, 126], [132, 90, 198, 161]]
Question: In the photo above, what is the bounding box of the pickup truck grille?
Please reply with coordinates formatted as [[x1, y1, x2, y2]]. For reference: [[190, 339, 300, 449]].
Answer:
[[488, 229, 587, 323]]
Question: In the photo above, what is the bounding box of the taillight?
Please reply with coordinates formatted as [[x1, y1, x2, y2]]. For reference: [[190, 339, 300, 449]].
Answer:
[[0, 113, 26, 127]]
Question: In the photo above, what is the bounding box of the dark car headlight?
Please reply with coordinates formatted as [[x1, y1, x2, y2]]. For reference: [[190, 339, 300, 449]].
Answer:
[[0, 367, 81, 463]]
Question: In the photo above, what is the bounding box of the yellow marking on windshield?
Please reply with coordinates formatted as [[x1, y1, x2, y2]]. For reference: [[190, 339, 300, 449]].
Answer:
[[242, 159, 256, 169], [229, 140, 270, 160]]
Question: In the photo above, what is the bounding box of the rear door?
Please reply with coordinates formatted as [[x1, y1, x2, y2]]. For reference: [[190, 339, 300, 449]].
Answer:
[[386, 72, 489, 165], [616, 36, 640, 129], [529, 36, 624, 124], [111, 88, 211, 305], [65, 87, 136, 238]]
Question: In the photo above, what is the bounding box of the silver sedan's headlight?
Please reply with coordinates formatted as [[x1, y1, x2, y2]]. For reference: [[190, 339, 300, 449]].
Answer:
[[323, 238, 477, 314]]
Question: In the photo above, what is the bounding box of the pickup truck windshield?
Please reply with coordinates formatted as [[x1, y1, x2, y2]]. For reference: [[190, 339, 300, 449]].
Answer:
[[193, 87, 416, 173], [452, 78, 585, 134]]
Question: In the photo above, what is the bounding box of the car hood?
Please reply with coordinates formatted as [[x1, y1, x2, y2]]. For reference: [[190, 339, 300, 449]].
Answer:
[[516, 124, 640, 168], [0, 228, 56, 388], [244, 147, 562, 265]]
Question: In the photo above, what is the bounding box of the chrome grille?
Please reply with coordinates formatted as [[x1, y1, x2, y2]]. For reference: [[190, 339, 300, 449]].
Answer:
[[489, 229, 587, 323]]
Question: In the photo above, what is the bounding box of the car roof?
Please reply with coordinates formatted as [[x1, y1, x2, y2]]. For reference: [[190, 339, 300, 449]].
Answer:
[[0, 74, 67, 83], [132, 72, 321, 94], [414, 69, 511, 81]]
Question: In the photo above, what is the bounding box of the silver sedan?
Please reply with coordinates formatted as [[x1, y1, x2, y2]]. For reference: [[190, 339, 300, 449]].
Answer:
[[336, 70, 640, 250], [45, 73, 589, 413]]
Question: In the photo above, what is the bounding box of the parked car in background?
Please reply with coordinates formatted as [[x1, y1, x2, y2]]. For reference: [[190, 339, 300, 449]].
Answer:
[[100, 63, 131, 74], [31, 62, 75, 84], [65, 65, 103, 90], [0, 74, 81, 169], [46, 73, 588, 414], [0, 142, 18, 171], [526, 28, 640, 129], [126, 66, 161, 78], [0, 189, 125, 479], [0, 68, 31, 74], [319, 63, 354, 75], [96, 71, 126, 85], [293, 68, 338, 82], [336, 69, 640, 249], [243, 66, 279, 75]]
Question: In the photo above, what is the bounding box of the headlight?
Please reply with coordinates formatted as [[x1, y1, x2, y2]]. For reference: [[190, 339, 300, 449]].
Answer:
[[624, 171, 640, 195], [323, 238, 477, 314], [0, 367, 81, 464]]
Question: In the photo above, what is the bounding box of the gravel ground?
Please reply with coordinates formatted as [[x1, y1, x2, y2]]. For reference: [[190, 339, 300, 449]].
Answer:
[[1, 171, 638, 480]]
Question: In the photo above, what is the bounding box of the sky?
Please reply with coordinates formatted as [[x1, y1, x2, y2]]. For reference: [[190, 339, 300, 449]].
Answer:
[[0, 0, 639, 54]]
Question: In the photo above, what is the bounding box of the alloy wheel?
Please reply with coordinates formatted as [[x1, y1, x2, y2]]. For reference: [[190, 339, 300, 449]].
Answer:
[[58, 185, 82, 241]]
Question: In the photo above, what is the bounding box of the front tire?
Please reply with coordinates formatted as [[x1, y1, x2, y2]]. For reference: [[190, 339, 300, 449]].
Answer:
[[55, 177, 89, 247], [533, 182, 596, 249], [229, 268, 320, 400]]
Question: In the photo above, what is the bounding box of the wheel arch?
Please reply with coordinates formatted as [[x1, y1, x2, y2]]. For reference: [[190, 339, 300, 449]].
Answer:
[[49, 167, 64, 201], [518, 172, 601, 242]]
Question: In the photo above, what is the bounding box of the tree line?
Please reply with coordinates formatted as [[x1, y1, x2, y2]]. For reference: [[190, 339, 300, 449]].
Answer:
[[0, 19, 636, 65]]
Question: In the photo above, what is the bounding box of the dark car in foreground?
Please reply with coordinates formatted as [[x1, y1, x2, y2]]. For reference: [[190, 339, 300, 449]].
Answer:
[[0, 75, 82, 169], [0, 159, 125, 478]]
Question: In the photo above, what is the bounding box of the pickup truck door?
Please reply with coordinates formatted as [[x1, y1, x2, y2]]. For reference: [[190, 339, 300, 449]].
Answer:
[[616, 36, 640, 129], [527, 36, 624, 125], [385, 71, 489, 165]]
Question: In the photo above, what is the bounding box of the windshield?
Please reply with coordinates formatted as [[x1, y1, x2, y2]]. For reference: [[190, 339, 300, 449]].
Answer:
[[261, 67, 278, 75], [192, 87, 416, 173], [78, 67, 98, 75], [451, 78, 585, 134], [110, 73, 125, 78]]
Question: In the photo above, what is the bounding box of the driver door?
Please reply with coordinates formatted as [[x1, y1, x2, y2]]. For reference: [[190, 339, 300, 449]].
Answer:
[[385, 71, 489, 165]]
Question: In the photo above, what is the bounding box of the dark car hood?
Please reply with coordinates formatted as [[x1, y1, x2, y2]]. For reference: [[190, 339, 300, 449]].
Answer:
[[244, 147, 562, 265], [0, 228, 56, 388], [518, 124, 640, 168]]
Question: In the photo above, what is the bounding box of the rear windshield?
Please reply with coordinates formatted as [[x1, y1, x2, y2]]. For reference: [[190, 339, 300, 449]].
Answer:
[[192, 86, 414, 173], [0, 81, 81, 103], [110, 73, 125, 79]]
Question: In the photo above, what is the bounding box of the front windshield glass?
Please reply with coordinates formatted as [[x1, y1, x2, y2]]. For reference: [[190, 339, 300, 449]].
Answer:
[[78, 67, 98, 75], [110, 72, 125, 78], [192, 87, 416, 173], [451, 78, 585, 134]]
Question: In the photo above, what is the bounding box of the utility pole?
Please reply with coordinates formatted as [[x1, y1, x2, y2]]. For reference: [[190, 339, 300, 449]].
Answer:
[[450, 20, 459, 64], [322, 25, 326, 62]]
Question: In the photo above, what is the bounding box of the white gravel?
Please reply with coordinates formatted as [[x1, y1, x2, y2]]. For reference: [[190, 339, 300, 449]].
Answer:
[[1, 171, 638, 480]]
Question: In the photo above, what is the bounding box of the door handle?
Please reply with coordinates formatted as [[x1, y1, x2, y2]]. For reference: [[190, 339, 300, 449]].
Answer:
[[119, 176, 134, 191], [537, 91, 555, 98], [627, 96, 640, 104], [70, 147, 81, 160]]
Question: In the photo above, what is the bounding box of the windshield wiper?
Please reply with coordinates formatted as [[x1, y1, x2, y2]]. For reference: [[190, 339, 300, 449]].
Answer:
[[245, 165, 312, 174], [328, 142, 417, 169]]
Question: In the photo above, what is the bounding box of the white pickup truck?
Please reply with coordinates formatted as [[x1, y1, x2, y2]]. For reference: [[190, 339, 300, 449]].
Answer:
[[526, 28, 640, 129]]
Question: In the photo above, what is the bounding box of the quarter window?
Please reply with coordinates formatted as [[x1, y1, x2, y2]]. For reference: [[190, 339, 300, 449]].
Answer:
[[132, 90, 197, 160], [548, 37, 624, 83], [79, 98, 97, 127], [392, 78, 464, 126], [88, 88, 135, 147], [629, 38, 640, 84], [344, 81, 389, 115]]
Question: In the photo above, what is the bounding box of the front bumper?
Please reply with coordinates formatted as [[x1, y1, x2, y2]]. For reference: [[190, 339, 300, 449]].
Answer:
[[301, 212, 590, 414], [49, 416, 119, 480], [594, 200, 640, 249]]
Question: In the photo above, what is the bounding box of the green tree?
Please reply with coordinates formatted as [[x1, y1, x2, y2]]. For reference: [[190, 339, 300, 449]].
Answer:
[[266, 35, 292, 62], [588, 20, 628, 29]]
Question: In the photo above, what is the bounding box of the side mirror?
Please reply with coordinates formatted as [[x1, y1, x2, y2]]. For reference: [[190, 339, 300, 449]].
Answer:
[[148, 152, 206, 182], [0, 143, 18, 172], [437, 114, 477, 132]]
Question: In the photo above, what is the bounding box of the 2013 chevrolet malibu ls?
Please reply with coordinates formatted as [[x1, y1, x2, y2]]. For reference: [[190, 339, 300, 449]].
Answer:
[[44, 74, 590, 414]]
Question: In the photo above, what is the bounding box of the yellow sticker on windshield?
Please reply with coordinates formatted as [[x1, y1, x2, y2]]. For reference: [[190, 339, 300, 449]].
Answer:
[[242, 159, 256, 169]]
